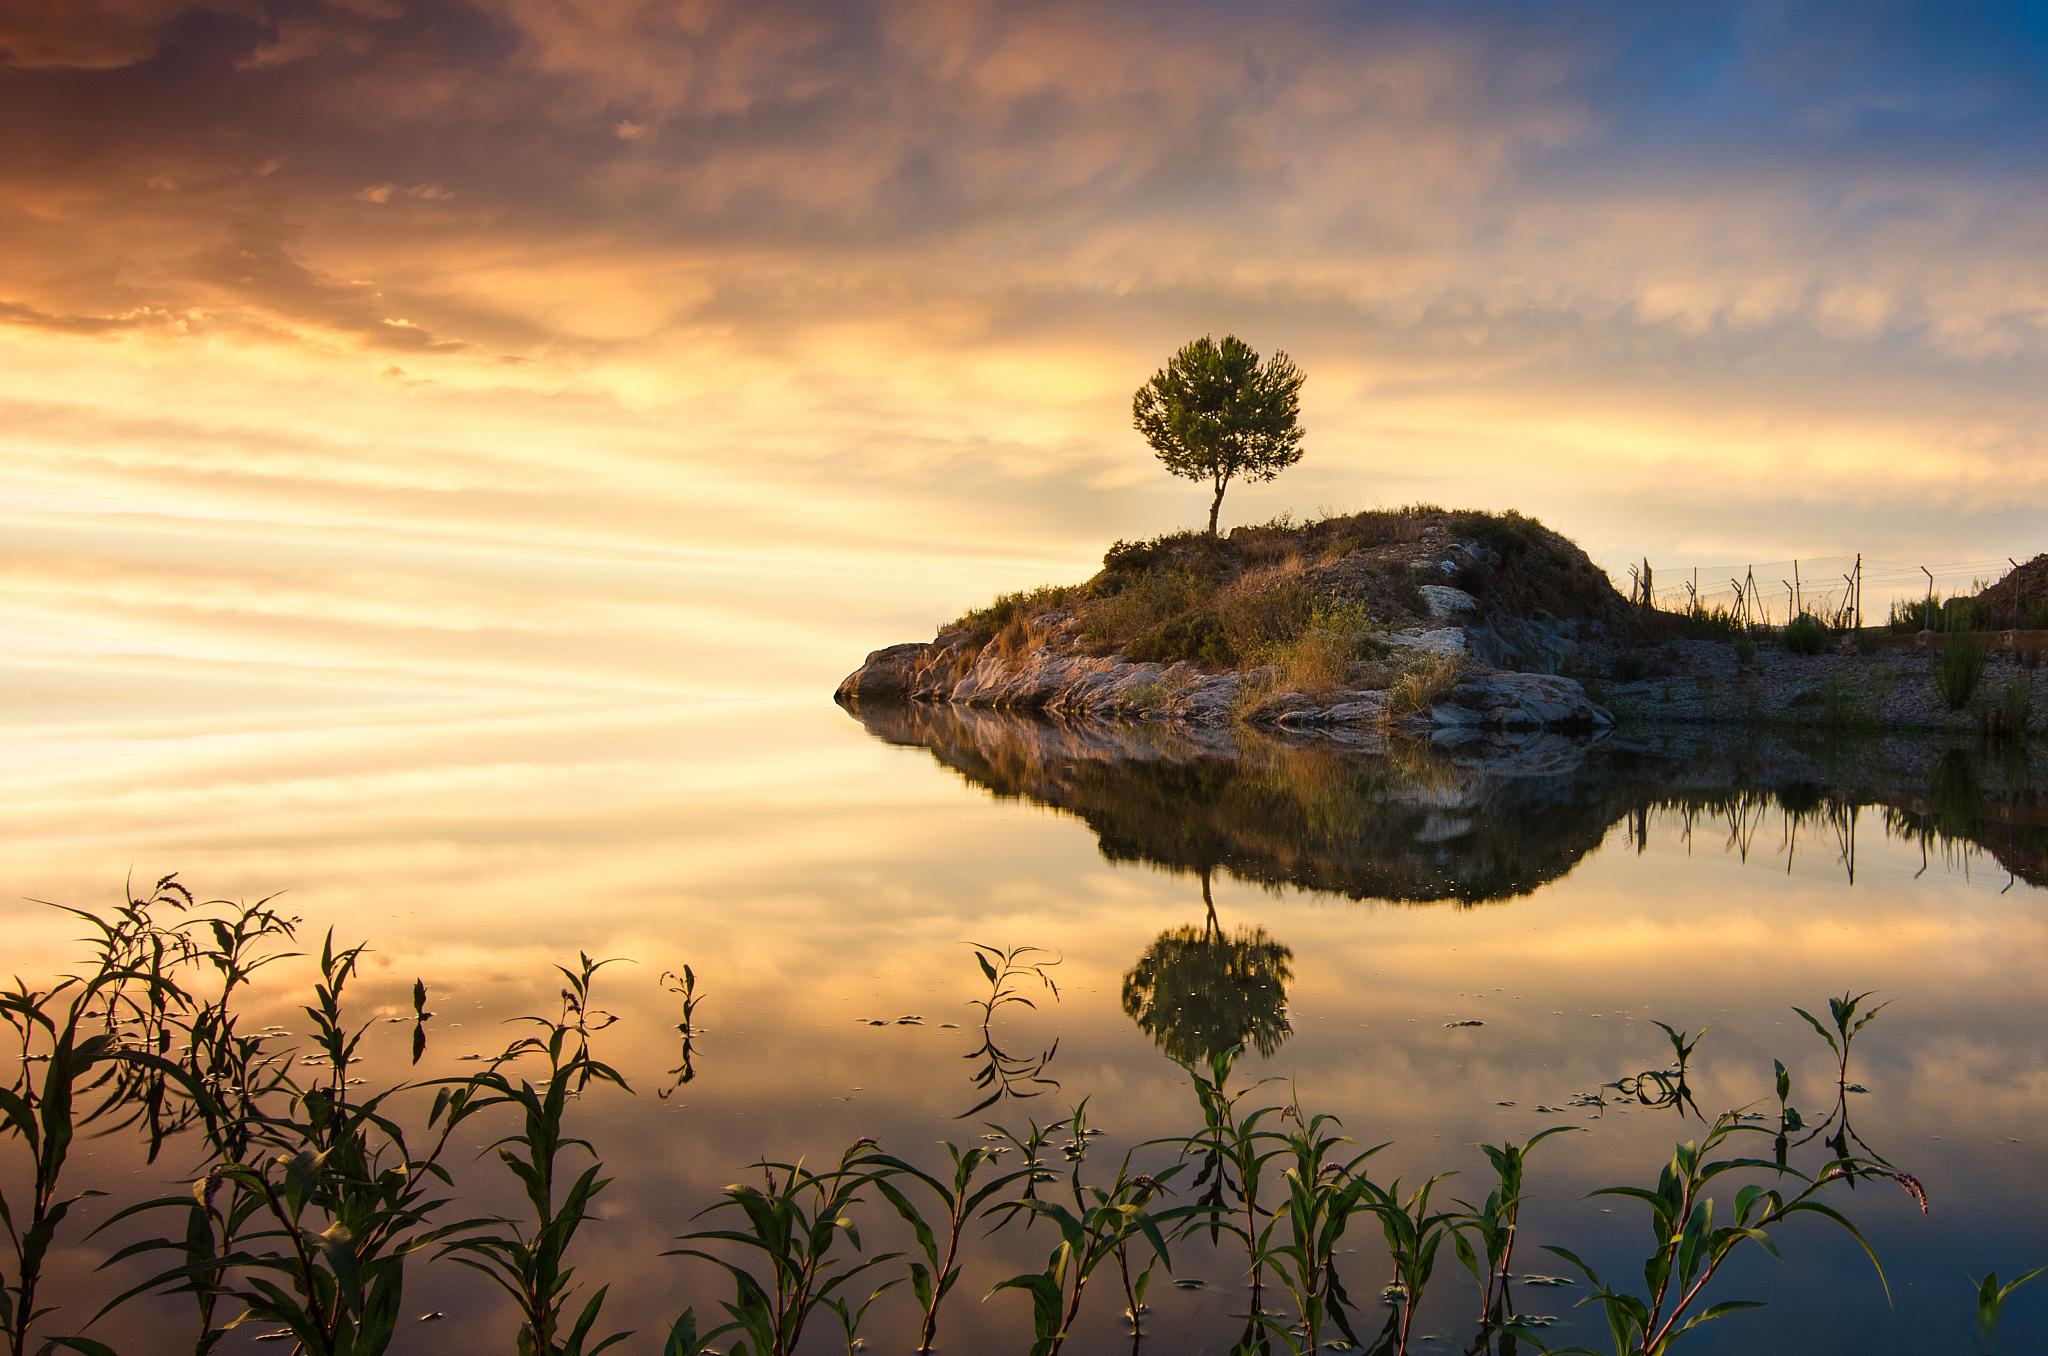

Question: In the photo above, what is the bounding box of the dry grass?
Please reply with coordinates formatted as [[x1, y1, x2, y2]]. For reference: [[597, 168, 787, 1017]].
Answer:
[[1263, 599, 1378, 696], [1384, 651, 1465, 721], [935, 504, 1625, 680]]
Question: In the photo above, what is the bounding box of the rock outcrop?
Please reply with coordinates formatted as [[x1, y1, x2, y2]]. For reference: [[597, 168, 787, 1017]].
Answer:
[[837, 510, 1620, 735]]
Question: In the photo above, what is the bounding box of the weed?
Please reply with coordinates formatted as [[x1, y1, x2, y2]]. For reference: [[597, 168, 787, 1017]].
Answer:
[[1782, 614, 1830, 656], [1362, 1174, 1460, 1356], [1936, 622, 1988, 709], [1453, 1127, 1581, 1330], [671, 1140, 901, 1356], [1252, 1101, 1384, 1355], [1384, 652, 1465, 722], [1974, 1267, 2044, 1353], [1794, 991, 1888, 1097], [1538, 1112, 1897, 1356], [865, 1143, 1026, 1353], [1975, 678, 2034, 745], [962, 945, 1062, 1118], [659, 966, 700, 1095], [988, 1106, 1191, 1356], [445, 954, 631, 1356], [1169, 1051, 1289, 1308]]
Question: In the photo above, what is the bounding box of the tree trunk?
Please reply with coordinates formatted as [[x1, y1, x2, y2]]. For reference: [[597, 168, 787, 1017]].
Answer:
[[1207, 476, 1228, 536]]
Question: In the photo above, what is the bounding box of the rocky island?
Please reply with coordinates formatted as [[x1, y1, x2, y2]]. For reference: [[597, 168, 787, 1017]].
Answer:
[[838, 506, 2048, 742], [839, 506, 1623, 739]]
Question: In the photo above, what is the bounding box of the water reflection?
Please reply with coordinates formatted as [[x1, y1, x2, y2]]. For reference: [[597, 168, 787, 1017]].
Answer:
[[1122, 868, 1293, 1063], [845, 700, 2048, 898], [4, 698, 2045, 1355]]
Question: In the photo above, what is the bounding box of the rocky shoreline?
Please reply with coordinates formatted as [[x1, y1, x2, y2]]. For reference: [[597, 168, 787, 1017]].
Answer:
[[837, 510, 2045, 742], [836, 630, 1613, 738]]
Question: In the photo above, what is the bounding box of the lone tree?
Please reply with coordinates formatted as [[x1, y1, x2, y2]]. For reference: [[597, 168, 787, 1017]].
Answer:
[[1131, 333, 1306, 536]]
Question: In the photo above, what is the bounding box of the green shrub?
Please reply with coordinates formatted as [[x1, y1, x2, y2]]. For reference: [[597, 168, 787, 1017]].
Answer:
[[1819, 675, 1873, 729], [1734, 638, 1760, 666], [1782, 614, 1830, 655], [951, 585, 1074, 641], [1975, 678, 2034, 743], [1384, 651, 1464, 720], [1217, 578, 1313, 656], [1125, 610, 1234, 667], [1935, 624, 1987, 710], [1078, 568, 1214, 652]]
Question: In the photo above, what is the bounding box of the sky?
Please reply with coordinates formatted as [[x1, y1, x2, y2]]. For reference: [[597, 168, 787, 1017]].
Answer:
[[4, 0, 2048, 714]]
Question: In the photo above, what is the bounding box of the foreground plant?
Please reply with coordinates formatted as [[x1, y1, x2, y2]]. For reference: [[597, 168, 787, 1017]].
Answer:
[[1613, 1022, 1707, 1119], [448, 954, 631, 1356], [1454, 1126, 1580, 1331], [121, 934, 481, 1356], [866, 1141, 1025, 1354], [1172, 1049, 1289, 1310], [1974, 1266, 2044, 1354], [1538, 1112, 1911, 1356], [960, 943, 1063, 1118], [990, 1105, 1191, 1356], [1362, 1173, 1460, 1356], [671, 1139, 901, 1356], [1, 963, 198, 1356], [1248, 1102, 1383, 1356]]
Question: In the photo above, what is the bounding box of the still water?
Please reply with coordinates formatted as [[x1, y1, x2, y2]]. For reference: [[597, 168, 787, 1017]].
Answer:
[[4, 696, 2045, 1353]]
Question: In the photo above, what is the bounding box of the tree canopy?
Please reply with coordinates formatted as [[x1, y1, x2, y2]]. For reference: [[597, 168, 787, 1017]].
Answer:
[[1131, 334, 1306, 535]]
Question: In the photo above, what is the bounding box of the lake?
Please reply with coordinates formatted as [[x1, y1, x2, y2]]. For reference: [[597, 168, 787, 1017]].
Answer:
[[4, 696, 2044, 1354]]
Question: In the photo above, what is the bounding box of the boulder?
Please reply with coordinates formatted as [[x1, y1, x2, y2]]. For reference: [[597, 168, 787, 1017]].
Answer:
[[835, 641, 931, 701], [1442, 672, 1612, 730]]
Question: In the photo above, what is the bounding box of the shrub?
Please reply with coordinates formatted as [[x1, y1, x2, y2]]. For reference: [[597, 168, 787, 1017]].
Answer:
[[1216, 575, 1313, 657], [1734, 638, 1760, 667], [1125, 610, 1234, 667], [1819, 675, 1873, 729], [1384, 651, 1465, 721], [952, 585, 1074, 642], [1782, 614, 1830, 656], [1078, 568, 1214, 652], [1265, 599, 1379, 695], [1975, 678, 2034, 744], [1935, 624, 1987, 710]]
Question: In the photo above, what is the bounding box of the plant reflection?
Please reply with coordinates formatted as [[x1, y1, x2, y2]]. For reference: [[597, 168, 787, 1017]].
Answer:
[[961, 944, 1063, 1118], [1122, 868, 1293, 1064], [658, 965, 701, 1098]]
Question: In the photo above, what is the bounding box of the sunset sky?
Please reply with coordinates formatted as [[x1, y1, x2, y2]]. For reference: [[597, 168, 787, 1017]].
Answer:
[[5, 0, 2048, 715]]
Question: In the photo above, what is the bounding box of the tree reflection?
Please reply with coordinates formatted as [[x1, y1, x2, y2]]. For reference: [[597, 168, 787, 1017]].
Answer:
[[1122, 868, 1293, 1063]]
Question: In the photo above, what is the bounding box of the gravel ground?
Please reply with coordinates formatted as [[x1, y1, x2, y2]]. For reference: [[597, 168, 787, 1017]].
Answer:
[[1598, 636, 2047, 734]]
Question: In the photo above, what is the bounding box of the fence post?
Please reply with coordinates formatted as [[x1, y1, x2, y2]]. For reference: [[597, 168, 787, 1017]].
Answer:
[[1920, 565, 1934, 631]]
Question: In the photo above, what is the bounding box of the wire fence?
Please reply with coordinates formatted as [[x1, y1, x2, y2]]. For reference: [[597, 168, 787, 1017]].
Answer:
[[1601, 553, 2043, 630]]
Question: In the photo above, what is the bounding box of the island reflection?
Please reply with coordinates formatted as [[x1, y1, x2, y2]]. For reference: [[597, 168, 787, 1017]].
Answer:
[[847, 700, 2048, 900]]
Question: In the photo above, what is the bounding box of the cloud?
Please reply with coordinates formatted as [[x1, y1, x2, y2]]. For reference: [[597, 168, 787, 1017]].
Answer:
[[0, 299, 190, 335], [0, 0, 2045, 699], [0, 0, 258, 70], [356, 181, 456, 204]]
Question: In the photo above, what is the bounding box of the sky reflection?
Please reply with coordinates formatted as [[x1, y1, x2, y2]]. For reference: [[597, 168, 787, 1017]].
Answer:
[[5, 701, 2045, 1352]]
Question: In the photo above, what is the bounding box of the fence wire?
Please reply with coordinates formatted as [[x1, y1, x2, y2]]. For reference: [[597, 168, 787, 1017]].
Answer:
[[1604, 554, 2037, 628]]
